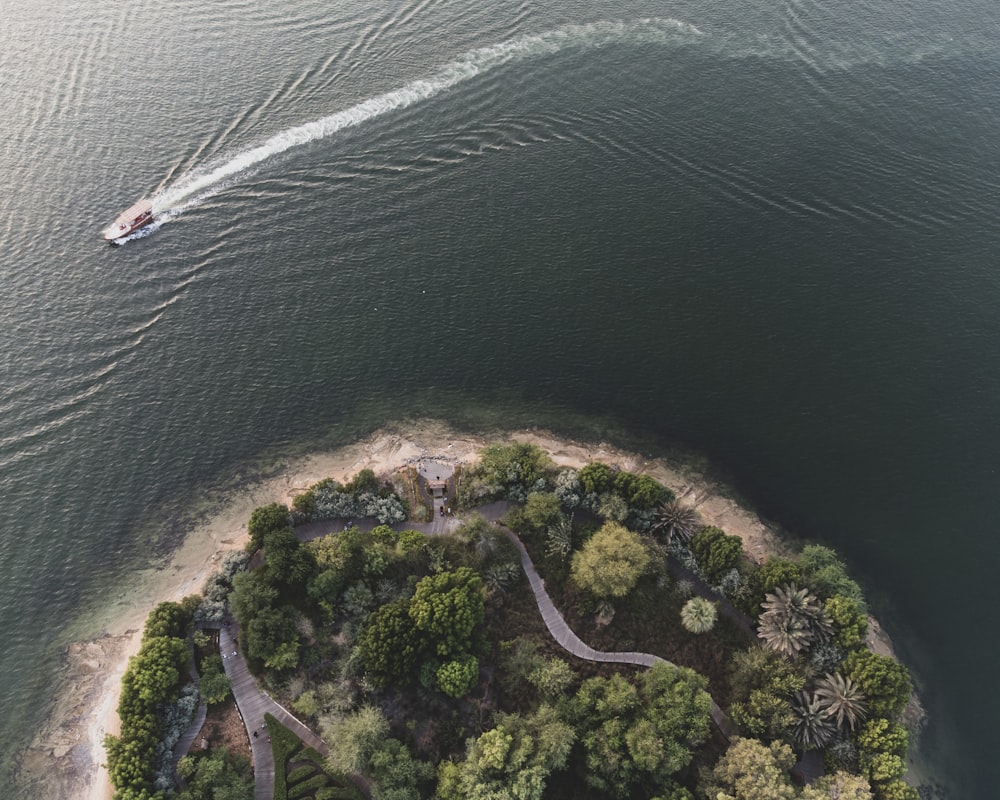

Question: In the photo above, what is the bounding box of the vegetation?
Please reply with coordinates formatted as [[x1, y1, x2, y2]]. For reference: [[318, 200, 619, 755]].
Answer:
[[569, 521, 650, 598], [110, 454, 922, 800], [175, 748, 253, 800], [680, 597, 718, 633], [267, 714, 360, 800], [104, 600, 197, 800]]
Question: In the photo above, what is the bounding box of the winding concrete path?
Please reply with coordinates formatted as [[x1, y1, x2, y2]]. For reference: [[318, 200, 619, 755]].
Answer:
[[218, 624, 328, 800]]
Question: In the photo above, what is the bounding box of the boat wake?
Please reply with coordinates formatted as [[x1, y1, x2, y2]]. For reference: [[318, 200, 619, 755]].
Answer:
[[145, 18, 700, 222]]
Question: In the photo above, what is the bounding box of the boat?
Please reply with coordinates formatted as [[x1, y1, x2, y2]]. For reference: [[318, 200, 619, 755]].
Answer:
[[101, 199, 153, 241]]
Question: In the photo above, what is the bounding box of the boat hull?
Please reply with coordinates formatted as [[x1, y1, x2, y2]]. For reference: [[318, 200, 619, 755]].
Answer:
[[101, 199, 154, 242]]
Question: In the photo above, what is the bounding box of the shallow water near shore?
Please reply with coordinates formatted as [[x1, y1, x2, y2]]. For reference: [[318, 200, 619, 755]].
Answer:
[[3, 0, 1000, 796]]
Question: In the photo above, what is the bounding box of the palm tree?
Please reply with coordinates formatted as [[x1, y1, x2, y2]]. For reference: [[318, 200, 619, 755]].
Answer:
[[652, 500, 699, 546], [757, 611, 814, 657], [680, 597, 718, 633], [791, 690, 836, 751], [545, 514, 574, 559], [815, 672, 867, 730], [757, 584, 833, 657]]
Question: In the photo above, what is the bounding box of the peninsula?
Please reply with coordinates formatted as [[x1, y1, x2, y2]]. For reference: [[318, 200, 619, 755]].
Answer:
[[26, 422, 927, 800]]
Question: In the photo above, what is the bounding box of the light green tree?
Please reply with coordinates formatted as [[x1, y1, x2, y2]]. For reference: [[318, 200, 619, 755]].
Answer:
[[680, 597, 718, 633], [704, 737, 798, 800], [435, 705, 575, 800], [322, 705, 389, 776], [570, 521, 650, 598]]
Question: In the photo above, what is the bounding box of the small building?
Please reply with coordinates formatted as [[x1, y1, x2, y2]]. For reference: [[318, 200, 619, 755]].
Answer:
[[427, 479, 448, 499]]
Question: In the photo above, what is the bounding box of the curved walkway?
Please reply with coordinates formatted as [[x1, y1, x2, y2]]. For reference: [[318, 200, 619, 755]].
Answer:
[[500, 526, 736, 739], [218, 624, 328, 800]]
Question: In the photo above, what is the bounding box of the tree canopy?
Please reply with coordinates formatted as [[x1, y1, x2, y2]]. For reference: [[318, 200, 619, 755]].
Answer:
[[570, 521, 650, 598]]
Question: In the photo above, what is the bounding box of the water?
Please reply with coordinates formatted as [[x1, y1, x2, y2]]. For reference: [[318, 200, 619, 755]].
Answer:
[[2, 0, 999, 795]]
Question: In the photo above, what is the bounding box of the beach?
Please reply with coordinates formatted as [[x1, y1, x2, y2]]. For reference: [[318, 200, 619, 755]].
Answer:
[[19, 419, 908, 800]]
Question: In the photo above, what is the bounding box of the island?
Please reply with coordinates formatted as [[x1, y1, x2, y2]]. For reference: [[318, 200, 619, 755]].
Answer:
[[95, 426, 926, 800]]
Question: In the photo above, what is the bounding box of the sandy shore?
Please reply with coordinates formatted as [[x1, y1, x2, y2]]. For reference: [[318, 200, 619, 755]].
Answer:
[[17, 419, 917, 799]]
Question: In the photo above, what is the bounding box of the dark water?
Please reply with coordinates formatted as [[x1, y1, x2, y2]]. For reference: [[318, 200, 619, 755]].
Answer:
[[3, 0, 999, 795]]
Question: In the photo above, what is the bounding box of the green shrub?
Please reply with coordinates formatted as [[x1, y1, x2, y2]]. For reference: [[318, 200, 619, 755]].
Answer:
[[578, 462, 613, 494], [290, 774, 332, 798], [799, 545, 866, 606], [287, 764, 316, 784], [689, 526, 743, 584], [842, 650, 912, 719]]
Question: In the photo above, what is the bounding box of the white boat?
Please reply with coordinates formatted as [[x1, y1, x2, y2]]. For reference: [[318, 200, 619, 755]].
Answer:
[[101, 199, 153, 241]]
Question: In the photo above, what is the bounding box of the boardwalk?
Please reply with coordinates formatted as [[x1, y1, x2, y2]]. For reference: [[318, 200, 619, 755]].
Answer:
[[500, 525, 736, 739], [219, 624, 328, 800]]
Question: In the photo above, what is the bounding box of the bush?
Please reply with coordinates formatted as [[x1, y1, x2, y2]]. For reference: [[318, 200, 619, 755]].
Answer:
[[689, 526, 743, 584], [799, 545, 866, 607], [290, 774, 332, 798], [578, 462, 613, 494], [287, 764, 316, 784], [825, 595, 868, 649], [436, 655, 479, 698], [843, 650, 912, 719]]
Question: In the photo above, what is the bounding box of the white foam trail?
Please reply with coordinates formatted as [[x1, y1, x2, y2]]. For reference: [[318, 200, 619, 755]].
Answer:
[[153, 18, 699, 212]]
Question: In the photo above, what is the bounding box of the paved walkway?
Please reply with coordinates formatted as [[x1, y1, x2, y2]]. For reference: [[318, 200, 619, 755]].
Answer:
[[218, 624, 328, 800]]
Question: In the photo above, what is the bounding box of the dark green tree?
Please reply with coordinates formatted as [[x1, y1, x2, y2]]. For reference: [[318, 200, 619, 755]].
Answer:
[[246, 502, 292, 552], [408, 567, 484, 658], [176, 749, 253, 800], [842, 650, 912, 719], [689, 526, 743, 583], [356, 599, 421, 686]]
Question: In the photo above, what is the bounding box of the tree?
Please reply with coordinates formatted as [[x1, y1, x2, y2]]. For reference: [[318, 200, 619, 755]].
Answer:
[[578, 462, 613, 495], [705, 737, 798, 800], [436, 655, 479, 698], [758, 585, 832, 658], [680, 597, 718, 633], [842, 650, 912, 719], [436, 705, 575, 800], [408, 567, 485, 658], [825, 595, 868, 650], [322, 705, 389, 776], [198, 655, 231, 705], [143, 601, 193, 642], [356, 599, 421, 686], [612, 471, 671, 510], [247, 502, 292, 552], [800, 772, 873, 800], [242, 605, 300, 671], [570, 663, 711, 797], [521, 492, 563, 534], [570, 521, 650, 599], [798, 545, 866, 606], [527, 657, 575, 699], [741, 558, 804, 613], [651, 500, 699, 546], [689, 526, 743, 583], [367, 738, 435, 800], [790, 691, 836, 751], [478, 442, 554, 495], [176, 749, 253, 800], [814, 672, 867, 730]]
